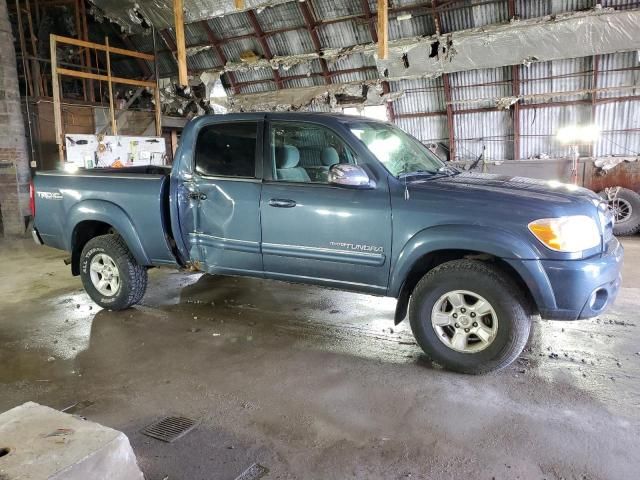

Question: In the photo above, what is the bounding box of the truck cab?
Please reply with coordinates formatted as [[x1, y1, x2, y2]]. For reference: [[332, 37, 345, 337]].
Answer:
[[33, 113, 623, 374]]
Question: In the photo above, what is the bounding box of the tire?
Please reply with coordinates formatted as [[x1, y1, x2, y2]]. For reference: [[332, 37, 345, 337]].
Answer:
[[80, 234, 148, 310], [599, 187, 640, 236], [409, 259, 532, 374]]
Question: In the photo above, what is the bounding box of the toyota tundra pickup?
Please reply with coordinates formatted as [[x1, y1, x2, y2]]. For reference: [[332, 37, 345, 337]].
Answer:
[[32, 113, 623, 373]]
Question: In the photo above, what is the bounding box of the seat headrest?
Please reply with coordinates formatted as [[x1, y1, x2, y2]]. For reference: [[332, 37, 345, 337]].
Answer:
[[321, 147, 339, 166], [276, 145, 300, 169]]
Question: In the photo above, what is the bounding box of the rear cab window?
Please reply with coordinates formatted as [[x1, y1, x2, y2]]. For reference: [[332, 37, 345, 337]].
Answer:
[[195, 122, 258, 177]]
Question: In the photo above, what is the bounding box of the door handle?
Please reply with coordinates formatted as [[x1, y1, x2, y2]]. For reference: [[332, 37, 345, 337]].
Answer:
[[188, 191, 207, 200], [269, 198, 296, 208]]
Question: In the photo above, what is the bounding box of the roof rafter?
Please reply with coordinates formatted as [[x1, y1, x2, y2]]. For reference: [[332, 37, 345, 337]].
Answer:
[[199, 20, 240, 94], [298, 0, 331, 85], [246, 9, 283, 90]]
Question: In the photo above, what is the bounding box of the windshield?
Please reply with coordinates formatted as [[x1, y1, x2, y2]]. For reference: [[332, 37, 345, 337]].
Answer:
[[348, 122, 445, 177]]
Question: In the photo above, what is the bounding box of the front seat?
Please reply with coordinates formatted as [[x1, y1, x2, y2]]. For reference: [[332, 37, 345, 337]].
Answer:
[[317, 147, 340, 182], [276, 145, 310, 182]]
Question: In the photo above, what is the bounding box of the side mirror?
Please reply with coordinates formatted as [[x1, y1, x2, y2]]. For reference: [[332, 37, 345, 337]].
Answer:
[[328, 164, 375, 189]]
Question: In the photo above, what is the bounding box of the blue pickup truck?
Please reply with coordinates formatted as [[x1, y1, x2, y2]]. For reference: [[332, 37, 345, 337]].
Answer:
[[32, 113, 623, 373]]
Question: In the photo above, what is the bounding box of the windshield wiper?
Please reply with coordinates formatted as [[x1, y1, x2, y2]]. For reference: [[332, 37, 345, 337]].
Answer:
[[397, 166, 460, 180], [437, 165, 461, 175], [397, 169, 439, 179]]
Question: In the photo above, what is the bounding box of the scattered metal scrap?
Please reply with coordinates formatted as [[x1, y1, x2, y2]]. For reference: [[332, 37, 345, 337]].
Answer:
[[594, 156, 640, 173]]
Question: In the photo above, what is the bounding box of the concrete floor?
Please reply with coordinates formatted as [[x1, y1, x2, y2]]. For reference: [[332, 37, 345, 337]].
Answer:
[[1, 238, 639, 480]]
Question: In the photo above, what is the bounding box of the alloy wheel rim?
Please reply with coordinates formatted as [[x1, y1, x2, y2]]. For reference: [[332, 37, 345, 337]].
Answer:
[[431, 290, 498, 353], [89, 253, 120, 297], [609, 198, 632, 223]]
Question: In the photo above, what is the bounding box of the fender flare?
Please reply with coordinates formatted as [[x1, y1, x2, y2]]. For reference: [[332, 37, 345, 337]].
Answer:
[[389, 224, 554, 323], [66, 199, 151, 266]]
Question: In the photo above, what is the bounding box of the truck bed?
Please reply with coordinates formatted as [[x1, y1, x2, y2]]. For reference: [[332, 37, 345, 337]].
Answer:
[[34, 167, 176, 266]]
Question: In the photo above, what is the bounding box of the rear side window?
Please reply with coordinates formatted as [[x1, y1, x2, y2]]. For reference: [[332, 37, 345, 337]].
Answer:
[[195, 122, 257, 177]]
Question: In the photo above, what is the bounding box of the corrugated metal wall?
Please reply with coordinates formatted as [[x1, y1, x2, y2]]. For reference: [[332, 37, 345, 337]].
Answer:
[[392, 50, 639, 161], [122, 0, 639, 161]]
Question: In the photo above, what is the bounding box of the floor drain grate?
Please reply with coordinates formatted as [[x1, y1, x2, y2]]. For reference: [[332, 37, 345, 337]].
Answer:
[[141, 416, 197, 443]]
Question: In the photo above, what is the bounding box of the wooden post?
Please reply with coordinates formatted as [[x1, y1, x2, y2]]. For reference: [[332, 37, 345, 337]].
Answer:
[[50, 35, 64, 165], [171, 130, 178, 157], [234, 0, 244, 9], [173, 0, 188, 86], [154, 87, 162, 136], [105, 37, 117, 135], [377, 0, 388, 60], [14, 0, 33, 97], [79, 0, 95, 102], [24, 0, 42, 96]]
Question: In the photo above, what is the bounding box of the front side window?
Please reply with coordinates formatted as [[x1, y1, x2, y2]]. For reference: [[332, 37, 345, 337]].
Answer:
[[349, 122, 444, 177], [270, 121, 358, 183], [195, 122, 257, 177]]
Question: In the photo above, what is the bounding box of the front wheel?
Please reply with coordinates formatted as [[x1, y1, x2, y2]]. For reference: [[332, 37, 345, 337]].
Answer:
[[409, 259, 532, 374], [80, 234, 148, 310]]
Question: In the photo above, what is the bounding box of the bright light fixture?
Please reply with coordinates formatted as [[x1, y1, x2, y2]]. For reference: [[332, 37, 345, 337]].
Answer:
[[397, 13, 413, 21], [556, 124, 600, 145]]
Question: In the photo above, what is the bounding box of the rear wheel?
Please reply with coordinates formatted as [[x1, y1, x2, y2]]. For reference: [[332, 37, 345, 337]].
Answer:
[[599, 187, 640, 236], [80, 234, 148, 310], [409, 259, 532, 374]]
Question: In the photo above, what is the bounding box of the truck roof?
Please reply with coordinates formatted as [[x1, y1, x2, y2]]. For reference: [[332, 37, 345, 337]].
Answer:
[[197, 112, 389, 125]]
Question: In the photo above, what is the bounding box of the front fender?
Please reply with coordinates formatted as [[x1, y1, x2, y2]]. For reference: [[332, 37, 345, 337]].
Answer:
[[66, 200, 151, 266], [388, 224, 543, 298]]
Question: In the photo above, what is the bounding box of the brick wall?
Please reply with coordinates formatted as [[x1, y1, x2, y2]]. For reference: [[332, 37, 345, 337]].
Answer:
[[0, 0, 31, 236]]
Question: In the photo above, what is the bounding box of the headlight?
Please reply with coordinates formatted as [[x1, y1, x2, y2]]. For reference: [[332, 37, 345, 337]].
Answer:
[[528, 215, 600, 252]]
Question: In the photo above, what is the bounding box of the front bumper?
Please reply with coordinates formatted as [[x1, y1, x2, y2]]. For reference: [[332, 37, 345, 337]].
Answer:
[[537, 238, 623, 320]]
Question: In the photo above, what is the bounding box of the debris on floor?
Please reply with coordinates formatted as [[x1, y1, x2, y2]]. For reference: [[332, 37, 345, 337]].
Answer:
[[234, 463, 269, 480]]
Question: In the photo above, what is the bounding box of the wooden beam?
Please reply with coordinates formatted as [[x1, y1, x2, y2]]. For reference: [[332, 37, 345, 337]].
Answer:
[[55, 68, 157, 88], [173, 0, 188, 86], [50, 34, 64, 165], [105, 37, 117, 135], [234, 0, 244, 9], [154, 87, 162, 136], [14, 0, 34, 97], [79, 0, 95, 102], [171, 130, 178, 158], [123, 36, 153, 77], [377, 0, 388, 60], [51, 34, 155, 61], [362, 0, 395, 122]]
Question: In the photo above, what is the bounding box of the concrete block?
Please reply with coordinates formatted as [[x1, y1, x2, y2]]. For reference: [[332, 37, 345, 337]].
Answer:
[[0, 402, 144, 480]]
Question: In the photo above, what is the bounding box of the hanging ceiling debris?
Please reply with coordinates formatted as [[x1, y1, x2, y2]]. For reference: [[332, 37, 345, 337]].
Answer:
[[217, 7, 640, 111], [90, 0, 293, 33], [87, 0, 640, 112], [227, 81, 402, 111]]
